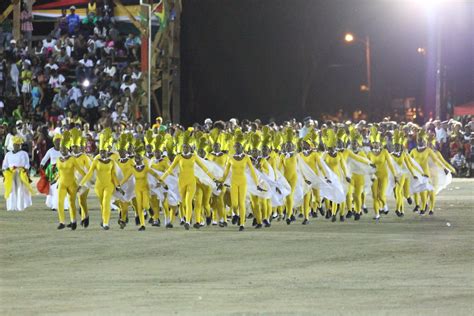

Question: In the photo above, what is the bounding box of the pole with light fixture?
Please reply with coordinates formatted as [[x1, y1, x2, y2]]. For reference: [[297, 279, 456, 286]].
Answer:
[[140, 0, 152, 124], [344, 33, 371, 110]]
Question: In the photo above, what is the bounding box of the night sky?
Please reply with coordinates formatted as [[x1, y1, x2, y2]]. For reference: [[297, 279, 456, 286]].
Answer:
[[181, 0, 473, 125]]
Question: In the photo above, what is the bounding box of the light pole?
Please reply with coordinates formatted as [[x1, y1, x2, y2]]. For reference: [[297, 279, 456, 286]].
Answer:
[[344, 33, 371, 109]]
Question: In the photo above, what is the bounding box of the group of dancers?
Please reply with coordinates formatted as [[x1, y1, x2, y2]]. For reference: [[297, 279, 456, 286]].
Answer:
[[2, 119, 455, 231]]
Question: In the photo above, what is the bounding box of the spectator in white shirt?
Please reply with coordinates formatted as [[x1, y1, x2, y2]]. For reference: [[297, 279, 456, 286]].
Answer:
[[77, 53, 94, 79], [48, 69, 65, 90], [45, 57, 59, 71], [68, 81, 82, 104], [103, 59, 116, 77], [111, 103, 128, 122], [120, 75, 137, 94], [82, 89, 99, 109]]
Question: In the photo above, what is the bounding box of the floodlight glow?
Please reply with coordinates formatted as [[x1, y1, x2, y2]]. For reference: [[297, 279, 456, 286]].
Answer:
[[344, 33, 354, 42], [82, 79, 90, 88]]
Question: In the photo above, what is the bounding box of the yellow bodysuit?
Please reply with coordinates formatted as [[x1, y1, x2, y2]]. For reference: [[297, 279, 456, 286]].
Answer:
[[121, 164, 160, 227], [324, 152, 349, 217], [80, 158, 119, 227], [368, 149, 396, 216], [221, 155, 259, 227], [207, 152, 228, 224], [75, 153, 91, 222], [56, 156, 85, 225], [161, 153, 214, 226], [281, 154, 298, 221]]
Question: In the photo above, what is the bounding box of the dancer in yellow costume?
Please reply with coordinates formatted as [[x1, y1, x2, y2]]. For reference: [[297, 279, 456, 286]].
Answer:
[[150, 134, 174, 228], [259, 132, 277, 227], [161, 131, 216, 230], [248, 133, 266, 229], [345, 129, 375, 220], [339, 128, 374, 220], [79, 129, 120, 230], [391, 129, 422, 217], [219, 130, 262, 231], [426, 133, 455, 215], [207, 128, 229, 227], [56, 131, 85, 230], [70, 128, 91, 227], [280, 128, 299, 225], [300, 135, 328, 224], [115, 133, 135, 229], [323, 128, 350, 222], [192, 136, 212, 228], [367, 126, 397, 220], [120, 140, 161, 231], [410, 130, 453, 215]]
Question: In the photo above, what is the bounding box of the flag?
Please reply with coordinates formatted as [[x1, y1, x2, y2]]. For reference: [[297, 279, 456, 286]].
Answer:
[[153, 0, 166, 29]]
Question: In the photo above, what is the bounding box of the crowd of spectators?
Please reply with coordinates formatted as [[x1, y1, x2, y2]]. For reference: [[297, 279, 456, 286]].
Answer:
[[0, 1, 146, 169]]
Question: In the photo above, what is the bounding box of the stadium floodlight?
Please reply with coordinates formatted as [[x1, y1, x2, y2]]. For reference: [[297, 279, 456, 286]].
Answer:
[[82, 79, 90, 88]]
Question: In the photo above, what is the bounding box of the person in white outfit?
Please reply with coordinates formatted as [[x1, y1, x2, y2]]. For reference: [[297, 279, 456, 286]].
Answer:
[[2, 136, 34, 211]]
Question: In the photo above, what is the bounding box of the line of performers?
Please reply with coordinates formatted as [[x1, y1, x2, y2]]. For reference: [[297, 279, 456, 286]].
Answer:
[[2, 122, 455, 231]]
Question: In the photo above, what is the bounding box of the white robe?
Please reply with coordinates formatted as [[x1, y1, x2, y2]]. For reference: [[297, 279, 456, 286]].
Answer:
[[2, 151, 32, 211]]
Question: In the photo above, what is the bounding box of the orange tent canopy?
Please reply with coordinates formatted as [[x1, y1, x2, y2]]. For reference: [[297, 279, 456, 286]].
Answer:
[[454, 101, 474, 116]]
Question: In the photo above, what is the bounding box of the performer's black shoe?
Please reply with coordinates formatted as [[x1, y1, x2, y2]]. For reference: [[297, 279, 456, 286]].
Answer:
[[166, 223, 173, 229], [135, 216, 140, 226], [193, 223, 201, 229], [148, 217, 153, 224], [420, 209, 426, 215], [382, 210, 389, 215], [302, 219, 309, 225], [118, 212, 121, 225], [152, 221, 160, 227], [413, 205, 420, 213], [286, 218, 291, 225], [363, 207, 368, 214], [298, 213, 304, 218], [231, 215, 238, 225], [184, 223, 190, 230], [84, 216, 89, 228], [57, 223, 66, 230], [252, 218, 257, 226], [180, 220, 185, 226], [407, 197, 413, 205], [325, 211, 331, 219], [138, 226, 145, 231], [103, 225, 110, 231], [354, 213, 361, 221], [290, 215, 296, 222], [66, 223, 72, 228], [318, 207, 325, 216], [247, 213, 253, 219], [119, 220, 126, 229], [255, 224, 262, 229], [52, 208, 57, 212], [71, 222, 77, 230], [429, 210, 434, 216], [331, 215, 337, 222], [206, 216, 212, 226], [340, 215, 345, 222], [395, 210, 401, 217], [346, 211, 353, 219], [239, 225, 245, 231], [263, 219, 271, 227], [400, 212, 405, 217], [219, 222, 226, 227]]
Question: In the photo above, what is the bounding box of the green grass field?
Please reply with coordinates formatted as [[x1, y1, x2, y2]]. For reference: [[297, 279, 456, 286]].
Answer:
[[1, 178, 473, 315]]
